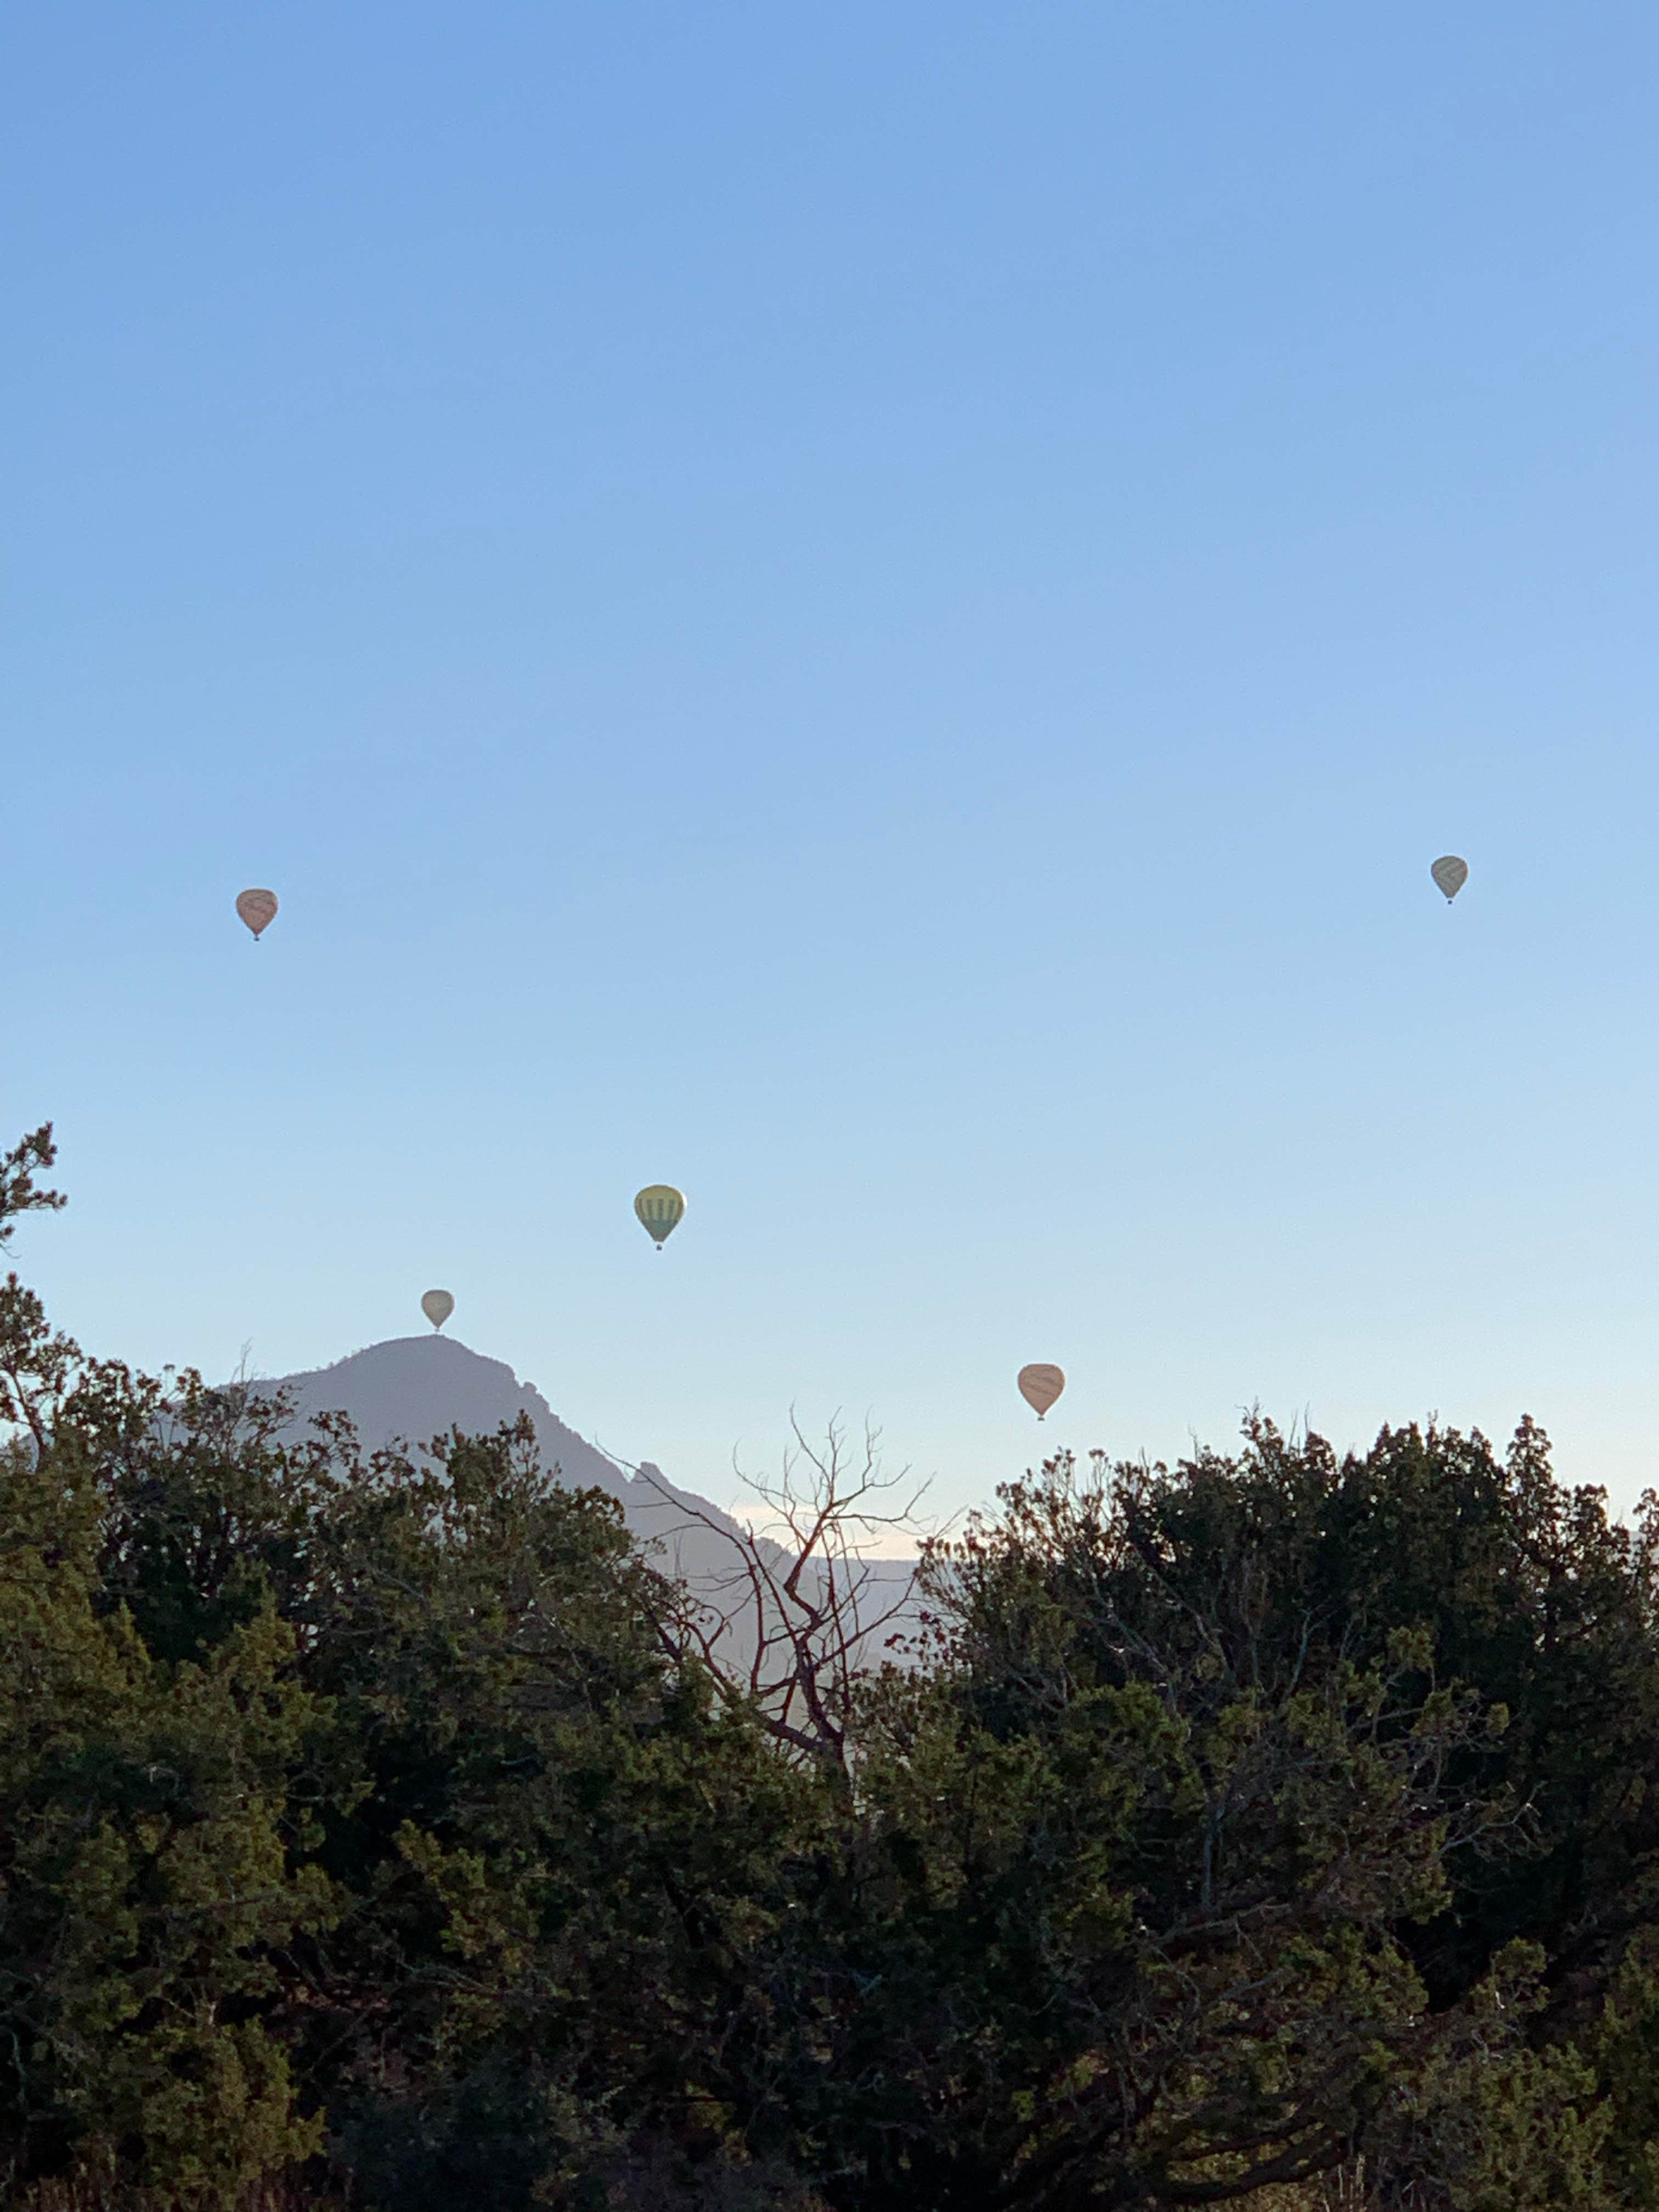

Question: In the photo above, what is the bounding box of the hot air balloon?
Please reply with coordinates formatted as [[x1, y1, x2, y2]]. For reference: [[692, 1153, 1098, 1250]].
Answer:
[[635, 1185, 686, 1249], [236, 888, 279, 940], [1430, 856, 1468, 904], [421, 1289, 455, 1332], [1018, 1363, 1065, 1420]]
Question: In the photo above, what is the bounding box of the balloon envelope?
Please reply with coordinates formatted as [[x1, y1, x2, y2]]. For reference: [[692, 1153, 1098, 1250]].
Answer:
[[1018, 1363, 1065, 1420], [634, 1185, 686, 1247], [421, 1289, 455, 1331], [235, 887, 279, 939], [1430, 855, 1468, 903]]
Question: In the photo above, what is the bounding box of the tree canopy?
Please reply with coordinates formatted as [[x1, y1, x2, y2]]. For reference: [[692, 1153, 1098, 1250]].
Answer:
[[5, 1125, 1659, 2210]]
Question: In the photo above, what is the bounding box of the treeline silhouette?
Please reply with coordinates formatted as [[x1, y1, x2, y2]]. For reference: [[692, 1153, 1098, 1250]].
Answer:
[[5, 1124, 1659, 2211]]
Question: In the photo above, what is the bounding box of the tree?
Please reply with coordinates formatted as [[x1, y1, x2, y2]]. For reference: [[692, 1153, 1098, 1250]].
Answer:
[[0, 1130, 833, 2209], [787, 1452, 1518, 2211], [0, 1419, 333, 2203], [995, 1416, 1659, 2027], [634, 1415, 935, 1779], [0, 1125, 65, 1251], [263, 1414, 827, 2211], [820, 1427, 1656, 2211]]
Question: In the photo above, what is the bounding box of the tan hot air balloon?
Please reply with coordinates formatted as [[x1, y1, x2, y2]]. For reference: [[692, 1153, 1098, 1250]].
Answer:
[[1018, 1363, 1065, 1420], [235, 888, 279, 940], [1430, 856, 1468, 904], [634, 1185, 686, 1249], [420, 1288, 455, 1332]]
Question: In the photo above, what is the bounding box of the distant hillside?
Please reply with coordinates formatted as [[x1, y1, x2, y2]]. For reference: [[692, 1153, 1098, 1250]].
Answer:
[[255, 1334, 922, 1673], [263, 1332, 703, 1520]]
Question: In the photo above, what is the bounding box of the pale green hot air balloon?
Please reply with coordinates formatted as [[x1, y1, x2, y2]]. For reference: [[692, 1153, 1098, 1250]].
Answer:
[[1018, 1363, 1065, 1420], [635, 1185, 686, 1250], [1430, 855, 1468, 904], [421, 1288, 455, 1331], [235, 888, 279, 940]]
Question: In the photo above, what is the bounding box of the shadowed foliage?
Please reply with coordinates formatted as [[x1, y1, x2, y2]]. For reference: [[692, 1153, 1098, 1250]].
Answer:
[[7, 1128, 1659, 2210]]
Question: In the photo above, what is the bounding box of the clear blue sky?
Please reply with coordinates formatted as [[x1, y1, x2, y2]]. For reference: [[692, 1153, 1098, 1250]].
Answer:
[[8, 2, 1659, 1531]]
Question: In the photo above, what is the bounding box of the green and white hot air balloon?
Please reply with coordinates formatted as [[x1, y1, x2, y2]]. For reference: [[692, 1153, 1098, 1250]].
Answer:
[[634, 1185, 686, 1250]]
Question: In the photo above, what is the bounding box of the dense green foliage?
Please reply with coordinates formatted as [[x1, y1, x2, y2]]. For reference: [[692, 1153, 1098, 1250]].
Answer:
[[6, 1123, 1659, 2210]]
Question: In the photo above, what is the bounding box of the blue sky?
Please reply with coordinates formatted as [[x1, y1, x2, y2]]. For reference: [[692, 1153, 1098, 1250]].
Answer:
[[7, 2, 1659, 1531]]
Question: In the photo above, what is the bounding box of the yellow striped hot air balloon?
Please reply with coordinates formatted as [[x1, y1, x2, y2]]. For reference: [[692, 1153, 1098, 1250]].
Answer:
[[634, 1185, 686, 1250]]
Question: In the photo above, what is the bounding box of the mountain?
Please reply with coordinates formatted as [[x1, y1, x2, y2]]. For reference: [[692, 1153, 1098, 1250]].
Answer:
[[255, 1334, 922, 1673], [259, 1333, 757, 1580]]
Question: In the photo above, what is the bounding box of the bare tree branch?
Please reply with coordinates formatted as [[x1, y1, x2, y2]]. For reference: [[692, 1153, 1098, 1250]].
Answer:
[[620, 1414, 944, 1775]]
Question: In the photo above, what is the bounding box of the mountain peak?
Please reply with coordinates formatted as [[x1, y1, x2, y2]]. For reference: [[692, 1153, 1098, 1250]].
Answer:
[[260, 1334, 712, 1524]]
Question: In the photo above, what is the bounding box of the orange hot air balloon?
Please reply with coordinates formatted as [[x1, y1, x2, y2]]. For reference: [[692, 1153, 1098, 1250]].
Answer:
[[1018, 1363, 1065, 1420], [235, 888, 279, 940]]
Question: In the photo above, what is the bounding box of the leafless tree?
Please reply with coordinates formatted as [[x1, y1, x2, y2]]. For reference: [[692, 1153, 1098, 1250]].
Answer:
[[627, 1414, 944, 1777]]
